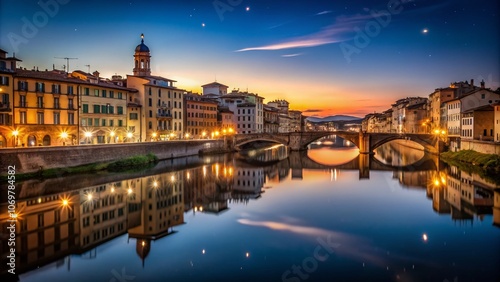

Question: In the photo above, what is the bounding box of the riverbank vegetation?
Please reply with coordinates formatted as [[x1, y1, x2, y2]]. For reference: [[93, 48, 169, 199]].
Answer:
[[440, 150, 500, 184], [3, 153, 158, 181]]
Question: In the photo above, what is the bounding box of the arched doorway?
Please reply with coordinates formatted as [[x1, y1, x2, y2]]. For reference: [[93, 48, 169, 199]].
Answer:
[[28, 135, 36, 147], [43, 135, 51, 146]]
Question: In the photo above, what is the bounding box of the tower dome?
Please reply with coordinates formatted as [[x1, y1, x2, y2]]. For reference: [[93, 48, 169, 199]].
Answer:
[[133, 33, 151, 76], [135, 34, 150, 52]]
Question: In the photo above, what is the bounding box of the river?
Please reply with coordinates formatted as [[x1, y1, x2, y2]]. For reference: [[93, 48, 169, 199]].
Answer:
[[1, 138, 499, 281]]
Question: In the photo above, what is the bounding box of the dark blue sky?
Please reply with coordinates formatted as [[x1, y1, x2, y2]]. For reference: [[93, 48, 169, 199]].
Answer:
[[1, 0, 499, 116]]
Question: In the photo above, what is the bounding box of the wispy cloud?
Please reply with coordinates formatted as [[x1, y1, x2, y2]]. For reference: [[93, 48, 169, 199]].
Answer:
[[281, 53, 302, 58], [316, 10, 332, 15], [236, 12, 382, 52], [303, 109, 324, 113]]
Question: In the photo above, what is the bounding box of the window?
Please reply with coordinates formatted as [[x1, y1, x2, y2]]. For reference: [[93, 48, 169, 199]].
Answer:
[[118, 92, 123, 99], [109, 91, 114, 98], [149, 98, 152, 106], [84, 87, 90, 95], [37, 96, 43, 108], [149, 110, 152, 118], [102, 90, 107, 97], [18, 80, 27, 90], [20, 112, 26, 124], [109, 106, 114, 114], [109, 119, 114, 126], [148, 121, 152, 129], [54, 97, 60, 109], [93, 105, 100, 113], [68, 113, 74, 125], [94, 118, 99, 125], [94, 89, 99, 96], [118, 120, 123, 127], [68, 99, 74, 110], [83, 104, 89, 113], [36, 82, 45, 92], [117, 106, 123, 115], [129, 113, 138, 120], [67, 85, 74, 95], [101, 105, 108, 114], [37, 112, 44, 124], [52, 84, 60, 94], [53, 112, 60, 124], [481, 93, 485, 99], [102, 119, 106, 126]]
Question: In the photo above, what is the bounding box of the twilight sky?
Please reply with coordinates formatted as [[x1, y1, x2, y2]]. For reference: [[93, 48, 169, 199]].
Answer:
[[1, 0, 499, 117]]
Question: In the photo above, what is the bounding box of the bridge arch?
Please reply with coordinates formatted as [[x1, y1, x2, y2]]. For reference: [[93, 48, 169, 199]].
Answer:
[[233, 133, 289, 150], [369, 133, 438, 154]]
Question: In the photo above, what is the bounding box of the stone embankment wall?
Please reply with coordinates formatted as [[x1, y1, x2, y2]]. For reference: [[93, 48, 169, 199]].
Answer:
[[0, 140, 222, 174], [460, 140, 500, 155]]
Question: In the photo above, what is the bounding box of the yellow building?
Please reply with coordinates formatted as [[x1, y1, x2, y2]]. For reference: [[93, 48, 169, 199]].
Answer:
[[0, 49, 21, 147], [3, 191, 80, 274], [71, 70, 136, 144], [127, 34, 186, 141], [13, 69, 79, 146]]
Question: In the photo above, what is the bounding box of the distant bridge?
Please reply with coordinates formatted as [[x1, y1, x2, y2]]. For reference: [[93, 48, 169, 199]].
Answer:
[[237, 150, 439, 180], [233, 131, 439, 154]]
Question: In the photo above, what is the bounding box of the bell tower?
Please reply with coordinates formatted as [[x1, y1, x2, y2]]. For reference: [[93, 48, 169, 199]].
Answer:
[[133, 33, 151, 76]]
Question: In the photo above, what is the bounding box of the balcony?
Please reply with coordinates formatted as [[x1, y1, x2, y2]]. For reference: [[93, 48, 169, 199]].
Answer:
[[157, 112, 172, 119], [19, 102, 28, 108], [0, 102, 10, 111], [37, 103, 44, 109], [158, 102, 172, 109], [68, 105, 75, 110]]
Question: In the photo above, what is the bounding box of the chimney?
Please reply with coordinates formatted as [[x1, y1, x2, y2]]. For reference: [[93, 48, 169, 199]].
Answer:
[[481, 79, 485, 89], [92, 71, 100, 78], [470, 79, 474, 87]]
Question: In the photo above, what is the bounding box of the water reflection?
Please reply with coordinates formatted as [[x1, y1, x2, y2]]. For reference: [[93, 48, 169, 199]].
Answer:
[[0, 143, 498, 280]]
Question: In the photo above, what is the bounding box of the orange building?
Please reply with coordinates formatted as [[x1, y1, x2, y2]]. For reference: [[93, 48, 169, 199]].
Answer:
[[184, 92, 218, 138]]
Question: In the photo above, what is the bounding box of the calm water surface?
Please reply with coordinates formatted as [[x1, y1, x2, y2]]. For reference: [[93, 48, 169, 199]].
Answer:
[[1, 140, 499, 282]]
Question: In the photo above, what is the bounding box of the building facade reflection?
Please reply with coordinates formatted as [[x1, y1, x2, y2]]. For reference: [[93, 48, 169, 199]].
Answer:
[[2, 144, 499, 278]]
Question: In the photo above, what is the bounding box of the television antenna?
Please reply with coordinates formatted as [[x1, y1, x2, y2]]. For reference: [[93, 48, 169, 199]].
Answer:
[[84, 64, 91, 73], [54, 57, 78, 73]]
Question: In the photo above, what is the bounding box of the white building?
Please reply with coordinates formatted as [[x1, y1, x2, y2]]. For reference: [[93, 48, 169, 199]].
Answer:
[[202, 82, 228, 97], [219, 90, 264, 134]]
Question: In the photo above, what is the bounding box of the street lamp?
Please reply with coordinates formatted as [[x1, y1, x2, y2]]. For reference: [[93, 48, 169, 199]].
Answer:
[[60, 131, 68, 146], [84, 131, 92, 144], [152, 132, 157, 141], [185, 133, 190, 139], [109, 131, 116, 143], [12, 130, 19, 147], [126, 132, 133, 142]]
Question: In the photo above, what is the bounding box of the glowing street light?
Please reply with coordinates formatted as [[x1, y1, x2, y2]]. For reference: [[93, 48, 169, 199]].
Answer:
[[152, 132, 157, 140], [12, 130, 19, 147], [60, 131, 68, 146], [201, 131, 207, 139], [62, 199, 69, 206], [84, 131, 92, 144], [185, 133, 190, 139]]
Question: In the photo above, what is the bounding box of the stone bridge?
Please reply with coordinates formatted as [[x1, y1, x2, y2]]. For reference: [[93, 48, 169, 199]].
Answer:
[[233, 131, 439, 154]]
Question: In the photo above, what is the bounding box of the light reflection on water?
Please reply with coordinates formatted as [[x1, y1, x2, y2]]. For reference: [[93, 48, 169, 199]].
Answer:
[[1, 142, 498, 281]]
